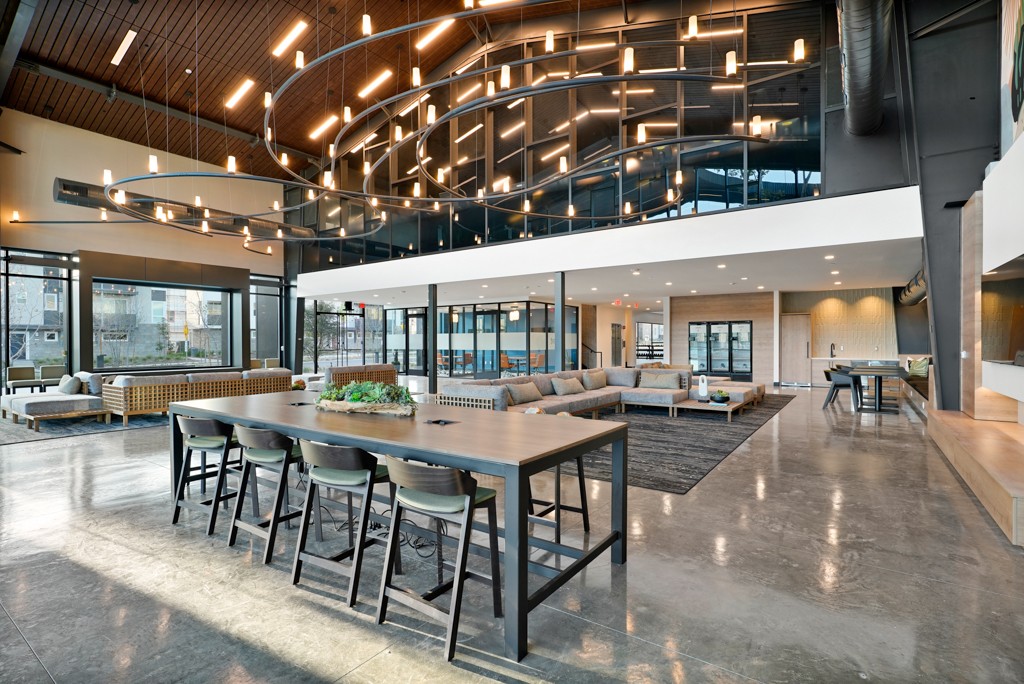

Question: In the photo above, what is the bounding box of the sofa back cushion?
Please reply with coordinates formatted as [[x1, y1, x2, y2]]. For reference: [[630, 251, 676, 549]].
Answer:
[[604, 367, 639, 387], [531, 373, 556, 395], [113, 374, 189, 387], [58, 374, 82, 395], [552, 377, 586, 396], [242, 368, 292, 379], [507, 382, 543, 405], [556, 370, 585, 382], [493, 376, 534, 387], [639, 371, 680, 389], [74, 371, 104, 395], [187, 372, 243, 383], [582, 370, 607, 390]]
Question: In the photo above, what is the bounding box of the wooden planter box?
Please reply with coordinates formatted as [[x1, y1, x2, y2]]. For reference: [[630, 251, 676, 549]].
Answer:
[[317, 399, 415, 416]]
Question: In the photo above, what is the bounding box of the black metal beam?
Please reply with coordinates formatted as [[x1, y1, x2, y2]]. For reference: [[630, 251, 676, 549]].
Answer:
[[0, 0, 37, 97], [13, 57, 315, 164], [553, 271, 565, 372], [909, 0, 993, 40]]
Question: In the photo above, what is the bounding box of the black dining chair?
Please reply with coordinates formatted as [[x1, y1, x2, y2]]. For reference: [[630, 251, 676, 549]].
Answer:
[[822, 369, 861, 411], [291, 440, 393, 606], [376, 456, 502, 662]]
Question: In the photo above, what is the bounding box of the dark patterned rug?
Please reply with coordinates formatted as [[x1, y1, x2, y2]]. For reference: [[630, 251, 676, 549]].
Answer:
[[0, 412, 169, 445], [582, 394, 795, 495]]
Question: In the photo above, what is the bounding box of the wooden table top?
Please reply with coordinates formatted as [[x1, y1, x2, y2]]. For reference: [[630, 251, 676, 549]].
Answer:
[[674, 398, 740, 411], [847, 366, 908, 378], [170, 390, 625, 469]]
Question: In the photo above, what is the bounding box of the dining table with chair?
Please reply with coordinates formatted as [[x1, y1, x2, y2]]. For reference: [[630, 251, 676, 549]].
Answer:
[[167, 390, 628, 662]]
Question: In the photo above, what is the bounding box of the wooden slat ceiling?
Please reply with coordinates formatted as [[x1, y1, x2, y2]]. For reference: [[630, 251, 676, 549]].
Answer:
[[3, 0, 622, 179]]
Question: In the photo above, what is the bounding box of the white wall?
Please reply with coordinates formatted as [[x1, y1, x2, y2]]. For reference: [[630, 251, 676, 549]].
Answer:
[[299, 186, 923, 297], [0, 110, 282, 274], [982, 133, 1024, 272], [595, 305, 633, 367]]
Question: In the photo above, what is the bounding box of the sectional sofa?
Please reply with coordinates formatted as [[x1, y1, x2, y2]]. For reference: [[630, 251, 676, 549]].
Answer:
[[437, 367, 764, 417]]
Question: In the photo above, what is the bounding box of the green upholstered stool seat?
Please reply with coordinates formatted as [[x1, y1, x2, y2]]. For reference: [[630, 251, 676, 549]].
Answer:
[[243, 448, 287, 464], [310, 464, 387, 487], [396, 486, 497, 514], [185, 435, 228, 450]]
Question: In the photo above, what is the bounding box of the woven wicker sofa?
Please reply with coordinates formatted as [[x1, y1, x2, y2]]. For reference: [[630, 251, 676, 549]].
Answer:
[[102, 368, 292, 425], [306, 364, 398, 392]]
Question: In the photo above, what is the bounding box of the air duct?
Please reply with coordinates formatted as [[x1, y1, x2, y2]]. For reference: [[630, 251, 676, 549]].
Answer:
[[898, 268, 927, 305], [837, 0, 894, 135]]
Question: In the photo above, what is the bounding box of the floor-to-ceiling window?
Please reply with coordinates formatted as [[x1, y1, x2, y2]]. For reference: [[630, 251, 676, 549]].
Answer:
[[1, 249, 71, 380], [250, 276, 283, 367]]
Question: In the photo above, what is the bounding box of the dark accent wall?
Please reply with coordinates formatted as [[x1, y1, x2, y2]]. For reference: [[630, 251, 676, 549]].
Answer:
[[75, 251, 249, 372], [892, 287, 930, 354]]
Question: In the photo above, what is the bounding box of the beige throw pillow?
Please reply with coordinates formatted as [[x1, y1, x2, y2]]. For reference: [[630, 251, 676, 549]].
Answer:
[[638, 371, 680, 389], [507, 382, 543, 405], [552, 377, 586, 395], [582, 370, 607, 390]]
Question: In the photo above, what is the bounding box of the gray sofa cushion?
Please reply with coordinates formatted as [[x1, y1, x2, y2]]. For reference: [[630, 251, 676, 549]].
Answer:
[[443, 384, 509, 411], [552, 377, 585, 396], [462, 379, 492, 386], [242, 368, 292, 379], [74, 371, 103, 395], [57, 375, 82, 394], [187, 372, 243, 383], [638, 371, 680, 389], [493, 376, 534, 387], [604, 367, 638, 387], [531, 373, 556, 396], [582, 370, 607, 390], [507, 382, 543, 405], [620, 387, 688, 405], [112, 374, 189, 387], [556, 370, 585, 382], [8, 393, 103, 415]]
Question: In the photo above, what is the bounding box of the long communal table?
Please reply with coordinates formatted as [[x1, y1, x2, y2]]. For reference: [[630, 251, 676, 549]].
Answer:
[[846, 365, 908, 413], [168, 390, 627, 661]]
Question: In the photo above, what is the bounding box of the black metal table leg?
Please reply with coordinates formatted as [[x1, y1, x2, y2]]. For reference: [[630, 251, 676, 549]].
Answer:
[[611, 436, 627, 564], [503, 469, 529, 661]]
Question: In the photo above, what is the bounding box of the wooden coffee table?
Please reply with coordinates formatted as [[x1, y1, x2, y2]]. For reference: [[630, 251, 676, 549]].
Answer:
[[672, 398, 748, 422]]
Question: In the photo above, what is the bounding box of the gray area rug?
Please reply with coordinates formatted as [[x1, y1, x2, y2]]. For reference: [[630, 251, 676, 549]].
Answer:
[[0, 412, 168, 445], [582, 394, 795, 495]]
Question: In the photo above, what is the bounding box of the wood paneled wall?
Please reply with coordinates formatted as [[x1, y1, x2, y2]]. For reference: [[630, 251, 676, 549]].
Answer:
[[670, 293, 775, 386], [961, 193, 1020, 421], [781, 289, 898, 358]]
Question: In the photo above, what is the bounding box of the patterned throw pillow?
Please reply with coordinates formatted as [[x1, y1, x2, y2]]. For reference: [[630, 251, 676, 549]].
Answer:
[[551, 377, 586, 395], [908, 357, 929, 378]]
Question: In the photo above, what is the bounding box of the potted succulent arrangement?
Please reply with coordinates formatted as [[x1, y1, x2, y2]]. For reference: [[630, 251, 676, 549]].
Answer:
[[316, 380, 417, 416], [708, 389, 731, 405], [291, 379, 307, 391]]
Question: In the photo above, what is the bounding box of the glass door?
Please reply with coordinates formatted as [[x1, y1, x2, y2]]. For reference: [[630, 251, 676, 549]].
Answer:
[[709, 323, 731, 374], [730, 322, 753, 379], [315, 312, 364, 371], [475, 308, 499, 379], [689, 323, 708, 373], [406, 310, 426, 375]]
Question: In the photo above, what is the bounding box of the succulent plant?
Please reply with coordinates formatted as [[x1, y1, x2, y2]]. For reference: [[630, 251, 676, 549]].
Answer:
[[318, 381, 414, 405]]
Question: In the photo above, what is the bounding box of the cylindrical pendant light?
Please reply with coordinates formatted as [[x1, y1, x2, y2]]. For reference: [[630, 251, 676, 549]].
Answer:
[[394, 125, 403, 141], [362, 14, 372, 36], [559, 156, 568, 174], [427, 104, 436, 124], [295, 51, 304, 69], [794, 39, 805, 62], [545, 30, 555, 53], [667, 188, 675, 202], [637, 123, 647, 144], [751, 115, 762, 137], [624, 201, 632, 215], [264, 91, 272, 108], [486, 80, 495, 96], [323, 170, 333, 187], [201, 220, 209, 233], [307, 189, 315, 200], [413, 182, 421, 198], [688, 15, 698, 38], [148, 155, 158, 174], [567, 204, 575, 217], [523, 199, 531, 212], [412, 67, 421, 87], [500, 65, 511, 89], [103, 169, 113, 185], [227, 155, 237, 173], [100, 209, 108, 221], [343, 106, 352, 123], [623, 47, 635, 74], [725, 51, 737, 76], [364, 160, 371, 175]]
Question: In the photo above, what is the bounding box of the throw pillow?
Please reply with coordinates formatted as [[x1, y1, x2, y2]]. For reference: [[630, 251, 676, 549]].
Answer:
[[582, 370, 607, 390], [552, 377, 585, 396], [57, 374, 82, 394], [507, 381, 543, 405], [908, 357, 929, 378], [638, 371, 680, 389]]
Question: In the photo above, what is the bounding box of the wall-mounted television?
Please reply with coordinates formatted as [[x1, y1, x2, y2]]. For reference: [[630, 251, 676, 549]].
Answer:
[[981, 254, 1024, 365]]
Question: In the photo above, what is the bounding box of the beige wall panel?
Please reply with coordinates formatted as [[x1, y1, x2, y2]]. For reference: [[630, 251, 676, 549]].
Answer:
[[669, 293, 774, 386], [781, 288, 898, 359]]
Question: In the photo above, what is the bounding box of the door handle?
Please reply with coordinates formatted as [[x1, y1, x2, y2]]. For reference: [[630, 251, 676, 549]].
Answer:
[[806, 341, 810, 359]]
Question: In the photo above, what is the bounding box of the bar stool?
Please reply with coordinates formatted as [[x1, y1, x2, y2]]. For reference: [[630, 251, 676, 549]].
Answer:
[[291, 440, 392, 606], [376, 457, 502, 662], [525, 412, 590, 544], [172, 417, 254, 535], [228, 425, 303, 564]]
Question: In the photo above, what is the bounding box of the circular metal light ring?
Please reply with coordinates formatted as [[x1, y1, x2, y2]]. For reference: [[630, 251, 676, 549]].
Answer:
[[105, 171, 379, 242]]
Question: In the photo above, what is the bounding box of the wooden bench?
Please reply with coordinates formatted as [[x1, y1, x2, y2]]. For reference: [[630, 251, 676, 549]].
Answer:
[[14, 408, 112, 432], [928, 409, 1024, 546]]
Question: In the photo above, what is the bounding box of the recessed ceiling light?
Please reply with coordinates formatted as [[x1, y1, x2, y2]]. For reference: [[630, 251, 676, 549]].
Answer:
[[481, 284, 488, 288], [567, 297, 573, 300], [834, 281, 842, 285], [717, 264, 726, 269], [591, 287, 598, 291], [184, 68, 193, 75], [757, 285, 765, 290], [740, 277, 748, 281], [624, 293, 630, 297], [656, 300, 662, 304], [690, 290, 697, 294], [373, 294, 379, 297], [632, 269, 640, 276], [479, 295, 484, 299], [110, 30, 138, 66], [824, 254, 835, 260], [830, 270, 839, 275], [665, 282, 672, 286], [530, 291, 536, 295], [547, 278, 555, 283]]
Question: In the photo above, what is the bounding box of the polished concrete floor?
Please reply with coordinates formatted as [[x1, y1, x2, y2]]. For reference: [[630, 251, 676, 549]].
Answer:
[[1, 388, 1023, 683]]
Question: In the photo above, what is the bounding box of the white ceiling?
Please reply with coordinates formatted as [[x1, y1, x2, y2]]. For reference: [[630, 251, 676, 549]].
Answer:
[[324, 236, 922, 312]]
